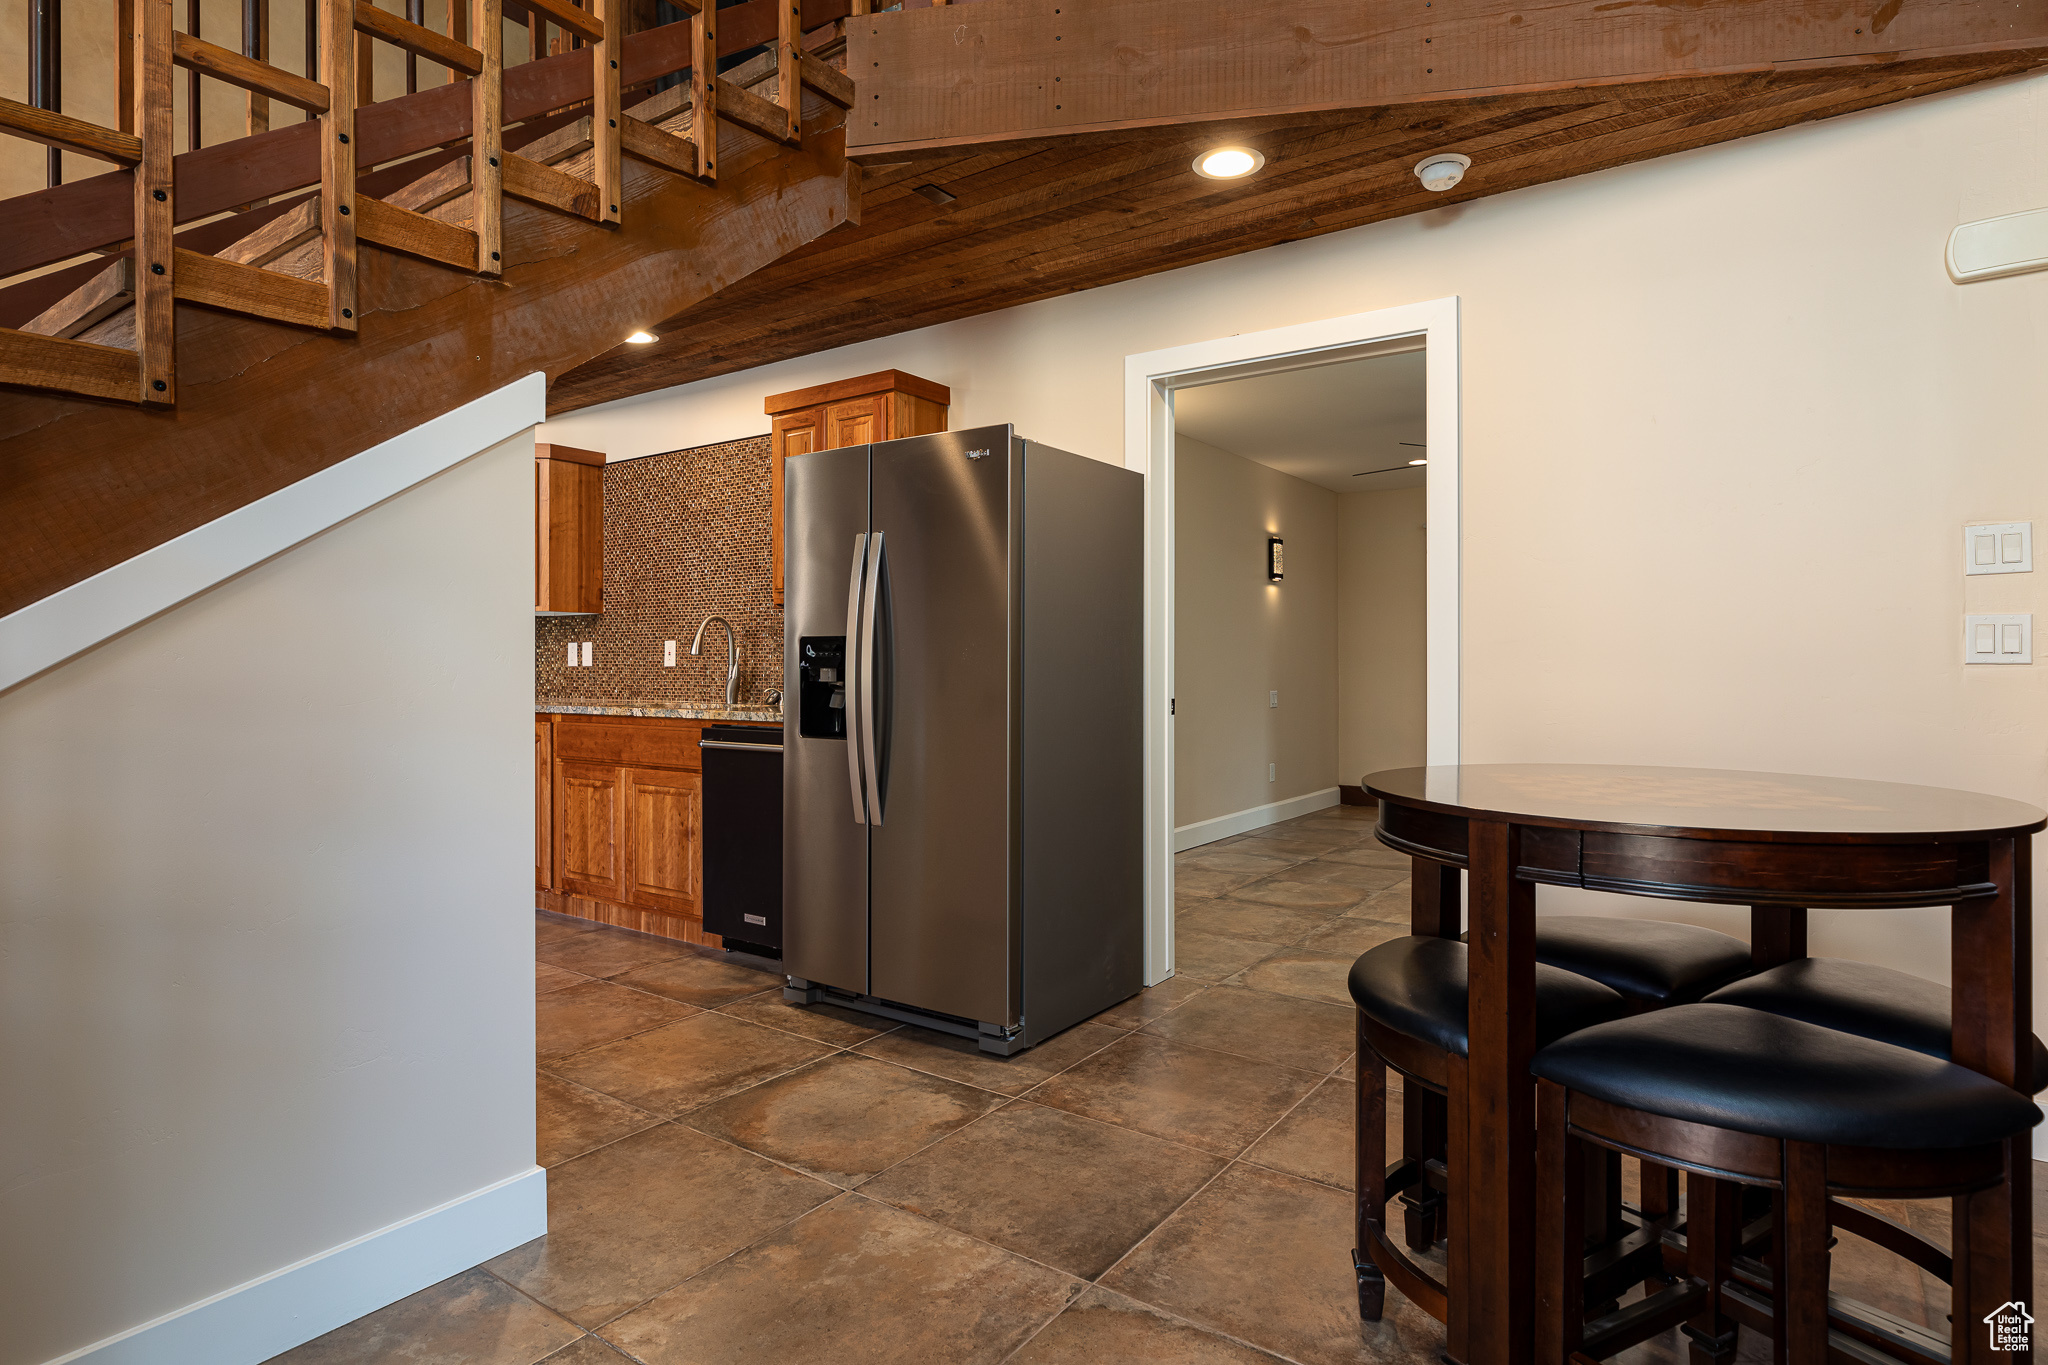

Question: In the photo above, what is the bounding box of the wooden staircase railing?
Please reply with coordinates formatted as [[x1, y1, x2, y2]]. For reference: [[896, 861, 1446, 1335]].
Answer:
[[0, 0, 852, 410]]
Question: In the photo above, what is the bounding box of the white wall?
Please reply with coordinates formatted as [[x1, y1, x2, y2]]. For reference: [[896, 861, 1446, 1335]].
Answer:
[[541, 72, 2048, 1066], [0, 433, 539, 1365], [1337, 487, 1428, 788], [1174, 433, 1338, 828]]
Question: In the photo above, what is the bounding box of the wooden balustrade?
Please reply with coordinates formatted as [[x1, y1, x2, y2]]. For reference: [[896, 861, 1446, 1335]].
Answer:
[[0, 0, 848, 408]]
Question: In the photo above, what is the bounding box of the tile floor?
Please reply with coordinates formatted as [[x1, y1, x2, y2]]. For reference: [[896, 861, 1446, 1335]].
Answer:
[[273, 803, 2031, 1364]]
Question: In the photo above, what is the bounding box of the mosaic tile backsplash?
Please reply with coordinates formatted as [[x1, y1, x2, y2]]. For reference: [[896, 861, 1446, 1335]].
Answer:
[[535, 435, 784, 706]]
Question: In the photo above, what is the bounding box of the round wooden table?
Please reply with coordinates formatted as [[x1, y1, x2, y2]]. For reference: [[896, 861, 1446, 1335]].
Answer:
[[1360, 763, 2045, 1365]]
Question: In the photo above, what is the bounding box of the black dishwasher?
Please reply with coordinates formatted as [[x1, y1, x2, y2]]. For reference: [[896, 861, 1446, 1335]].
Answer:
[[699, 724, 783, 957]]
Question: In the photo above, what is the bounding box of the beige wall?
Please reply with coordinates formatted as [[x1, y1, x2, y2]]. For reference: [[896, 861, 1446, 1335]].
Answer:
[[0, 434, 536, 1364], [1337, 487, 1427, 788], [540, 73, 2048, 1080], [1173, 434, 1339, 829]]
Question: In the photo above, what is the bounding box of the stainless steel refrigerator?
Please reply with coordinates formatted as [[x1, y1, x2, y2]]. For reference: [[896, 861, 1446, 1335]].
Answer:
[[781, 424, 1143, 1054]]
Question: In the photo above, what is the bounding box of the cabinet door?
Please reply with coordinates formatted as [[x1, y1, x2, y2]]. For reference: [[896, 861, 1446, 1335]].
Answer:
[[771, 409, 823, 607], [536, 457, 603, 614], [556, 760, 625, 901], [624, 766, 702, 917], [536, 720, 555, 891], [825, 393, 889, 449]]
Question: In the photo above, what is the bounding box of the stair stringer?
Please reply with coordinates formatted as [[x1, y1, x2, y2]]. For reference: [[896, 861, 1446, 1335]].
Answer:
[[0, 103, 854, 619]]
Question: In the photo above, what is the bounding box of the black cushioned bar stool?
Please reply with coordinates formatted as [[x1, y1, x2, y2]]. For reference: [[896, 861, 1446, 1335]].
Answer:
[[1351, 935, 1629, 1323], [1430, 915, 1756, 1230], [1530, 917, 1754, 1013], [1703, 956, 2048, 1093], [1532, 1003, 2041, 1365]]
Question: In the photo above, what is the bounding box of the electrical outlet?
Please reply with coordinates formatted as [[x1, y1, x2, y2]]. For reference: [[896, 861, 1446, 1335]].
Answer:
[[1269, 690, 1279, 708], [566, 641, 578, 667], [581, 641, 593, 668], [664, 640, 676, 667]]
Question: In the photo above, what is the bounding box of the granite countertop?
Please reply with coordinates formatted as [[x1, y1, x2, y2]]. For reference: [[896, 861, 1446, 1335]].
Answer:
[[537, 699, 783, 722]]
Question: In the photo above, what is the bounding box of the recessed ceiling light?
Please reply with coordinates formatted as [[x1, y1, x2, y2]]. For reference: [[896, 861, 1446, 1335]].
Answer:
[[624, 330, 658, 344], [1193, 146, 1264, 180]]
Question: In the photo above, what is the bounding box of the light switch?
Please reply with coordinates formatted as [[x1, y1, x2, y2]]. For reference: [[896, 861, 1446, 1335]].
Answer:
[[1965, 614, 2032, 664], [1269, 690, 1279, 708], [581, 641, 593, 667], [566, 641, 578, 667], [1269, 762, 1276, 782], [663, 640, 676, 667], [1964, 522, 2032, 575]]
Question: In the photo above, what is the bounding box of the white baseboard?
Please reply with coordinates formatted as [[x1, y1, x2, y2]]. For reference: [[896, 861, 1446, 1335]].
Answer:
[[0, 372, 546, 696], [46, 1166, 548, 1365], [1174, 786, 1342, 852]]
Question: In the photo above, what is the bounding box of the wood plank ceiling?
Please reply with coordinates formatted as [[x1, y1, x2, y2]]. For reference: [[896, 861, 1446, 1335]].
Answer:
[[549, 37, 2045, 414]]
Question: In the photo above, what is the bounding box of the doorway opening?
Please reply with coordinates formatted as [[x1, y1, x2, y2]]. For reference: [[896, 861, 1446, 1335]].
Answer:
[[1126, 299, 1461, 983]]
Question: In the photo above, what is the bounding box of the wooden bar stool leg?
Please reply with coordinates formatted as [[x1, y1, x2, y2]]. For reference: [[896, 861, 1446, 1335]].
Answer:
[[1403, 1085, 1448, 1250], [1953, 1163, 2032, 1365], [1682, 1171, 1740, 1365], [1781, 1142, 1831, 1365], [1354, 1008, 1387, 1321], [1535, 1079, 1582, 1365]]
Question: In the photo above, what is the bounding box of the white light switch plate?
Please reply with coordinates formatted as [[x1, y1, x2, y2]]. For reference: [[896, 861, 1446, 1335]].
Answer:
[[1965, 614, 2032, 664], [664, 640, 676, 667], [581, 641, 593, 667], [566, 641, 578, 667], [1964, 522, 2032, 575]]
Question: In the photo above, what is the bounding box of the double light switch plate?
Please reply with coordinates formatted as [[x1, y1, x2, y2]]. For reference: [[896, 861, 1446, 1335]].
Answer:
[[1965, 522, 2032, 575], [1965, 615, 2032, 665]]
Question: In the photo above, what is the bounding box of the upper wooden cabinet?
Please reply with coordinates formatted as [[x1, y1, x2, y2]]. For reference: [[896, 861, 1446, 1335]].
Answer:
[[765, 371, 950, 604], [536, 443, 604, 615]]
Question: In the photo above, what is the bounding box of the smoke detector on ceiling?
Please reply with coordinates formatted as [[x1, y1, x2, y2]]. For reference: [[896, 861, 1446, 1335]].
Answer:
[[1414, 152, 1471, 193]]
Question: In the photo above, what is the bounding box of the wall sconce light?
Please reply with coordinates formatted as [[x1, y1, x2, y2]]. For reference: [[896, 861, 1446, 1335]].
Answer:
[[1268, 537, 1285, 582]]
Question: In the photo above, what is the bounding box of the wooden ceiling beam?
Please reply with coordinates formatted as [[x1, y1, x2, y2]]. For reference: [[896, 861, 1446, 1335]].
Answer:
[[545, 49, 2044, 413], [847, 0, 2048, 161]]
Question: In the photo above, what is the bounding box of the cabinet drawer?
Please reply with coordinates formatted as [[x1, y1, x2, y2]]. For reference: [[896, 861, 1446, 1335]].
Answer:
[[552, 718, 703, 770]]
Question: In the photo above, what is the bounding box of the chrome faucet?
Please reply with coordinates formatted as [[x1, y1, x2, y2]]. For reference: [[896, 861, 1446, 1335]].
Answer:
[[690, 616, 739, 708]]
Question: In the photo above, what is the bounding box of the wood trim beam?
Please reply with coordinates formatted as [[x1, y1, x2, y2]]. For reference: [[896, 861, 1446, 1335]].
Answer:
[[620, 113, 701, 176], [172, 30, 332, 113], [525, 0, 604, 43], [355, 195, 482, 270], [717, 75, 801, 146], [0, 327, 140, 403], [503, 150, 604, 218], [693, 4, 718, 180], [845, 0, 2048, 159], [134, 0, 174, 404], [799, 49, 854, 107], [0, 97, 143, 164], [354, 2, 485, 76], [172, 247, 335, 329], [21, 260, 135, 338]]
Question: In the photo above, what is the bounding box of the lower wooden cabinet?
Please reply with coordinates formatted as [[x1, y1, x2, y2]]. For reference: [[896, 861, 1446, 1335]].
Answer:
[[535, 713, 738, 946], [624, 766, 702, 917], [556, 759, 626, 903]]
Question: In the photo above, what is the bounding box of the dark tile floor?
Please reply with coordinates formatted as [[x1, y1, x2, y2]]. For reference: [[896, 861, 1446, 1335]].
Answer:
[[272, 804, 2035, 1364]]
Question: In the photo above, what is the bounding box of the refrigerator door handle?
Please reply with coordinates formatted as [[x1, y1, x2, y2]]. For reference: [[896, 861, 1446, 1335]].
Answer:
[[859, 530, 886, 826], [845, 533, 869, 825]]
